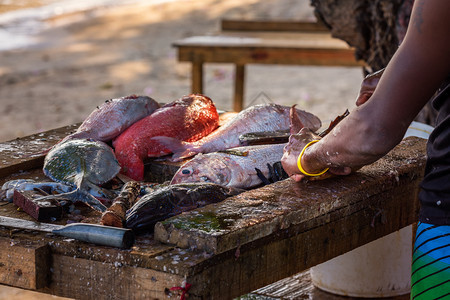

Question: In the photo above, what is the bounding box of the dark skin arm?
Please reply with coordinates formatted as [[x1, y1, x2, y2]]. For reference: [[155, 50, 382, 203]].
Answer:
[[282, 0, 450, 182]]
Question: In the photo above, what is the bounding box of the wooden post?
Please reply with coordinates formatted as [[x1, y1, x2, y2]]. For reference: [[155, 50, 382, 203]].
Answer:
[[192, 61, 203, 94], [234, 64, 245, 111]]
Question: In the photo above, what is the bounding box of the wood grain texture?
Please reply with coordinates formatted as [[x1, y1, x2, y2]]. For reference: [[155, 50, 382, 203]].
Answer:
[[0, 238, 49, 290]]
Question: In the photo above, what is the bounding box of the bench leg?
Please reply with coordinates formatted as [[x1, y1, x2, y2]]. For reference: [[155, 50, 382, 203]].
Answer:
[[192, 62, 203, 94], [234, 64, 245, 111]]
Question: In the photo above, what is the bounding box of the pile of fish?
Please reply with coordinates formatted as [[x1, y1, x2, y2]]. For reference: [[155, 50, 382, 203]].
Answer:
[[122, 104, 321, 232], [3, 92, 326, 235]]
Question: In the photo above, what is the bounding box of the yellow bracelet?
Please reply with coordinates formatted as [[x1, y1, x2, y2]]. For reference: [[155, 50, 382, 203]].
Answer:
[[297, 140, 329, 176]]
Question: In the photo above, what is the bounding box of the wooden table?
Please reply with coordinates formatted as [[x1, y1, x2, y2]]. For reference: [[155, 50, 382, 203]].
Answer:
[[0, 126, 425, 299], [173, 20, 366, 112]]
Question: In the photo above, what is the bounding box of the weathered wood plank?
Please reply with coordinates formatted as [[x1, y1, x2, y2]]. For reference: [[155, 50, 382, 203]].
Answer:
[[174, 32, 353, 49], [0, 124, 79, 178], [181, 178, 418, 299], [154, 137, 426, 255], [0, 237, 50, 289], [48, 254, 183, 300], [221, 19, 330, 33], [177, 46, 363, 67]]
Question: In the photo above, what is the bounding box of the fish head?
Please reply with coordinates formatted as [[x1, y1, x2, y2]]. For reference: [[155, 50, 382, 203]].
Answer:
[[43, 139, 120, 187], [171, 154, 232, 186]]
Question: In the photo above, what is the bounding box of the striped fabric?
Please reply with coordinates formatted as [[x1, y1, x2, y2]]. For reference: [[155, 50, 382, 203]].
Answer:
[[411, 222, 450, 299]]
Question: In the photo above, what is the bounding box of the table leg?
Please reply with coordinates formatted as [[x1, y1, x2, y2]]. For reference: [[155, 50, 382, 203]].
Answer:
[[192, 62, 203, 94], [234, 64, 245, 111]]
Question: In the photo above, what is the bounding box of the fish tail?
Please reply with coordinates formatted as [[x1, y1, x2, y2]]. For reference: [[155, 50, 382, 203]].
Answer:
[[150, 136, 199, 161]]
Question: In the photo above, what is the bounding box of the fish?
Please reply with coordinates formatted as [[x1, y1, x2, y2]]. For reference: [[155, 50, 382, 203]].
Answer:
[[152, 103, 321, 161], [112, 94, 219, 181], [125, 182, 243, 233], [62, 95, 160, 143], [43, 139, 121, 212], [170, 143, 287, 189]]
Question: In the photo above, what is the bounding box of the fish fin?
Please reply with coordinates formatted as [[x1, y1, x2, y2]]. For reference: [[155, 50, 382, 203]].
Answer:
[[255, 168, 271, 185], [150, 136, 186, 153], [151, 136, 199, 162], [289, 105, 305, 135], [73, 172, 86, 189]]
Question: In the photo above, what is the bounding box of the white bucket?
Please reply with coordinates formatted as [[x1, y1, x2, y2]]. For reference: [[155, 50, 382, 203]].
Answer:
[[310, 121, 433, 298]]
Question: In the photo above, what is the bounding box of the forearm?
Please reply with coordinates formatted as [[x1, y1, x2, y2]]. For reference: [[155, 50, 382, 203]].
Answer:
[[301, 0, 450, 175]]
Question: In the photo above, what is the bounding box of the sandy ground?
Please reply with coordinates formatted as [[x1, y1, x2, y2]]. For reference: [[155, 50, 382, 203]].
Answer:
[[0, 0, 364, 298], [0, 0, 364, 143]]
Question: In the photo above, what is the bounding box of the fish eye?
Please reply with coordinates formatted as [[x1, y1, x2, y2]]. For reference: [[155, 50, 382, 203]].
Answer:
[[181, 167, 192, 175]]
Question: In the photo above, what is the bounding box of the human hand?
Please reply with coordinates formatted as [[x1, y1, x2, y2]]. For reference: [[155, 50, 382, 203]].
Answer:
[[356, 68, 384, 106], [281, 127, 330, 182]]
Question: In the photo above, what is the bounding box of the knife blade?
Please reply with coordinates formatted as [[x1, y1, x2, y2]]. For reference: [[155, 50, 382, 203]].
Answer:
[[0, 216, 134, 249]]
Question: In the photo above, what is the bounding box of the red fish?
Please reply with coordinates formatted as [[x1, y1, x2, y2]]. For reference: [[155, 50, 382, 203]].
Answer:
[[112, 94, 219, 181]]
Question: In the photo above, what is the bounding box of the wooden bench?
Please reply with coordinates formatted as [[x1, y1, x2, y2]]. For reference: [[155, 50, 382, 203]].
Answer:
[[0, 126, 422, 299], [173, 19, 365, 111]]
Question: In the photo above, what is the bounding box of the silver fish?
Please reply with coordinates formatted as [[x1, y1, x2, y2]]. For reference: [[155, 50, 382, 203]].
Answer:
[[63, 95, 160, 143], [170, 143, 287, 189], [152, 103, 320, 161]]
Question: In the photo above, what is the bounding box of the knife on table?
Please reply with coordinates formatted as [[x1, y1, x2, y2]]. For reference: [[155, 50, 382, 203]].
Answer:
[[0, 216, 134, 249]]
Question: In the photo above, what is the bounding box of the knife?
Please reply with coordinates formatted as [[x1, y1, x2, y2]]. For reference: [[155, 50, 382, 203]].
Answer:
[[0, 216, 134, 249]]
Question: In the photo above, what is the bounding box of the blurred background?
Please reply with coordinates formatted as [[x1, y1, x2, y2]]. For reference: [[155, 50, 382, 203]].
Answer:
[[0, 0, 363, 143]]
